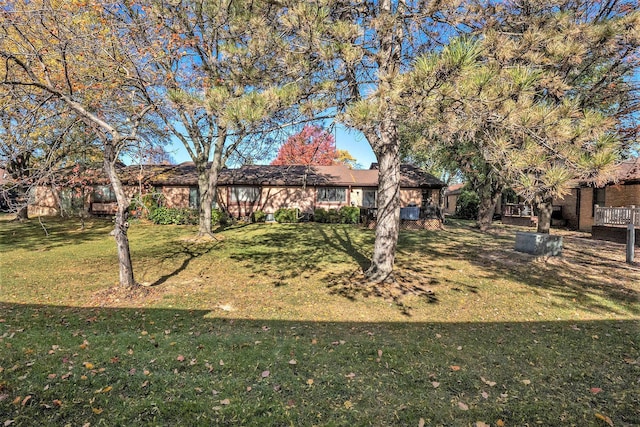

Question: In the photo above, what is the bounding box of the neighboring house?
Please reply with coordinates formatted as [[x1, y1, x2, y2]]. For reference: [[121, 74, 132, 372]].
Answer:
[[443, 183, 464, 215], [501, 157, 640, 232], [29, 162, 446, 223]]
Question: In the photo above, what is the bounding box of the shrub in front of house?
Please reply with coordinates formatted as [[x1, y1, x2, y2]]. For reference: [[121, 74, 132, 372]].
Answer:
[[314, 208, 328, 223], [327, 208, 341, 223], [211, 208, 229, 226], [150, 207, 198, 225], [339, 206, 360, 224], [252, 210, 266, 223], [274, 208, 299, 223]]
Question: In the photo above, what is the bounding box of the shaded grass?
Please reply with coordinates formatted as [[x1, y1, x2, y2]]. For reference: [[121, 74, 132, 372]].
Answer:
[[1, 304, 638, 426], [1, 216, 639, 425]]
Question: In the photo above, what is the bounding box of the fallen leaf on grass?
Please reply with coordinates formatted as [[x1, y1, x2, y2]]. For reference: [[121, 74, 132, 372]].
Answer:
[[418, 418, 425, 427], [458, 401, 469, 411], [522, 379, 531, 385], [261, 370, 270, 378], [343, 400, 353, 409], [52, 399, 62, 407], [475, 422, 490, 427], [481, 376, 497, 387], [288, 359, 297, 365], [345, 372, 356, 379], [590, 387, 603, 394], [83, 362, 94, 370], [496, 420, 505, 427], [306, 379, 314, 385], [92, 407, 103, 414], [220, 399, 230, 405], [595, 413, 614, 426], [450, 365, 461, 371], [431, 381, 440, 388], [481, 391, 489, 399], [4, 420, 15, 426], [94, 386, 112, 394], [176, 355, 185, 362]]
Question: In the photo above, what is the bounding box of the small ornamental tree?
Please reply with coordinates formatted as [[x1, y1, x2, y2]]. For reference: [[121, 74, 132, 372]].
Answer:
[[271, 126, 337, 166]]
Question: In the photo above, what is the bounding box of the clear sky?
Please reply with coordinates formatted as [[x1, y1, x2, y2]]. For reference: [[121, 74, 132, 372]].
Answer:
[[166, 124, 378, 169]]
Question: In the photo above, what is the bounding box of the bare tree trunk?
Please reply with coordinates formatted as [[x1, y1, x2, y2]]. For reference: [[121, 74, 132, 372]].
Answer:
[[15, 202, 28, 221], [365, 126, 401, 283], [473, 176, 503, 231], [536, 197, 553, 234], [196, 161, 211, 236], [104, 145, 136, 288]]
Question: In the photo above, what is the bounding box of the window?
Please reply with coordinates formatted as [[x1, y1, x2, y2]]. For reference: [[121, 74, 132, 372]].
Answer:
[[92, 185, 116, 202], [363, 190, 377, 208], [317, 187, 346, 203], [593, 187, 606, 216], [230, 186, 260, 203], [189, 187, 199, 209]]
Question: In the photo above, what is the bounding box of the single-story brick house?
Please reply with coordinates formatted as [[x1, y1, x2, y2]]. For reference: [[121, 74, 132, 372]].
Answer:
[[500, 157, 640, 232], [29, 162, 446, 222]]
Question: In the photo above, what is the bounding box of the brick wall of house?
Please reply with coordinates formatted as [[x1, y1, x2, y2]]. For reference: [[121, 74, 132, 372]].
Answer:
[[160, 186, 190, 209], [579, 187, 595, 231], [400, 189, 423, 207], [28, 186, 62, 216], [605, 184, 640, 207], [258, 186, 316, 215], [553, 188, 579, 229]]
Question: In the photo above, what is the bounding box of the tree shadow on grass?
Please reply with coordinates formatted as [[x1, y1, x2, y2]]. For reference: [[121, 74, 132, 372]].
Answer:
[[149, 239, 221, 287], [228, 223, 372, 285], [0, 216, 114, 252], [425, 223, 640, 317]]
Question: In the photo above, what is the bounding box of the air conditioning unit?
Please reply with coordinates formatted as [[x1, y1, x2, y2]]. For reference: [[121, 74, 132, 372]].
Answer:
[[400, 207, 420, 220]]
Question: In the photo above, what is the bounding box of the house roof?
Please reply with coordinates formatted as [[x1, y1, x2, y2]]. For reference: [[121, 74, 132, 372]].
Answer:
[[615, 157, 640, 184], [444, 183, 464, 195], [48, 162, 445, 189]]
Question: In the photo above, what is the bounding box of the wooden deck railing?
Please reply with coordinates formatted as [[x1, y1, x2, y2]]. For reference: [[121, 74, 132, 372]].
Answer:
[[594, 205, 640, 227]]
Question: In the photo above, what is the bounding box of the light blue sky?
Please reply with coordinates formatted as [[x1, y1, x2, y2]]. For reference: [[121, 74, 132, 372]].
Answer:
[[166, 124, 378, 169]]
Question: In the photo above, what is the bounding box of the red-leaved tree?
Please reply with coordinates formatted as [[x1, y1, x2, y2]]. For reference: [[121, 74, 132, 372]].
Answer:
[[271, 126, 337, 166]]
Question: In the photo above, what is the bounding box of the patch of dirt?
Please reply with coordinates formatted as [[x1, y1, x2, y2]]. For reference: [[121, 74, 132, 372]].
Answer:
[[327, 269, 438, 316], [90, 284, 163, 307]]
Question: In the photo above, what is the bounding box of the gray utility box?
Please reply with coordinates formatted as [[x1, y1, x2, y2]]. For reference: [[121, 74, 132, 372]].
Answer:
[[515, 232, 563, 256]]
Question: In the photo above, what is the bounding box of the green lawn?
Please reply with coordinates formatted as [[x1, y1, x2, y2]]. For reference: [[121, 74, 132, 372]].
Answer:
[[1, 216, 638, 426]]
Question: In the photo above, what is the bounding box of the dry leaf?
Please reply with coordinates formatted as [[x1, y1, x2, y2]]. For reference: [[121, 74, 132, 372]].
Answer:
[[52, 399, 62, 407], [219, 360, 224, 366], [595, 413, 613, 426], [92, 407, 103, 414], [261, 370, 270, 378], [21, 396, 31, 406], [288, 359, 297, 365], [306, 379, 314, 385], [4, 420, 15, 426], [345, 372, 356, 379], [343, 400, 353, 409], [590, 387, 603, 394], [475, 422, 490, 427], [481, 376, 497, 387], [458, 401, 469, 411], [450, 365, 461, 371], [496, 419, 505, 427], [522, 379, 531, 385], [176, 355, 185, 362], [83, 362, 94, 370], [431, 381, 440, 388], [418, 418, 425, 427], [481, 391, 489, 399], [220, 399, 230, 405]]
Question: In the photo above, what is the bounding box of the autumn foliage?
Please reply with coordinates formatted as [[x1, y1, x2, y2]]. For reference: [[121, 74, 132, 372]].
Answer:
[[271, 126, 337, 166]]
